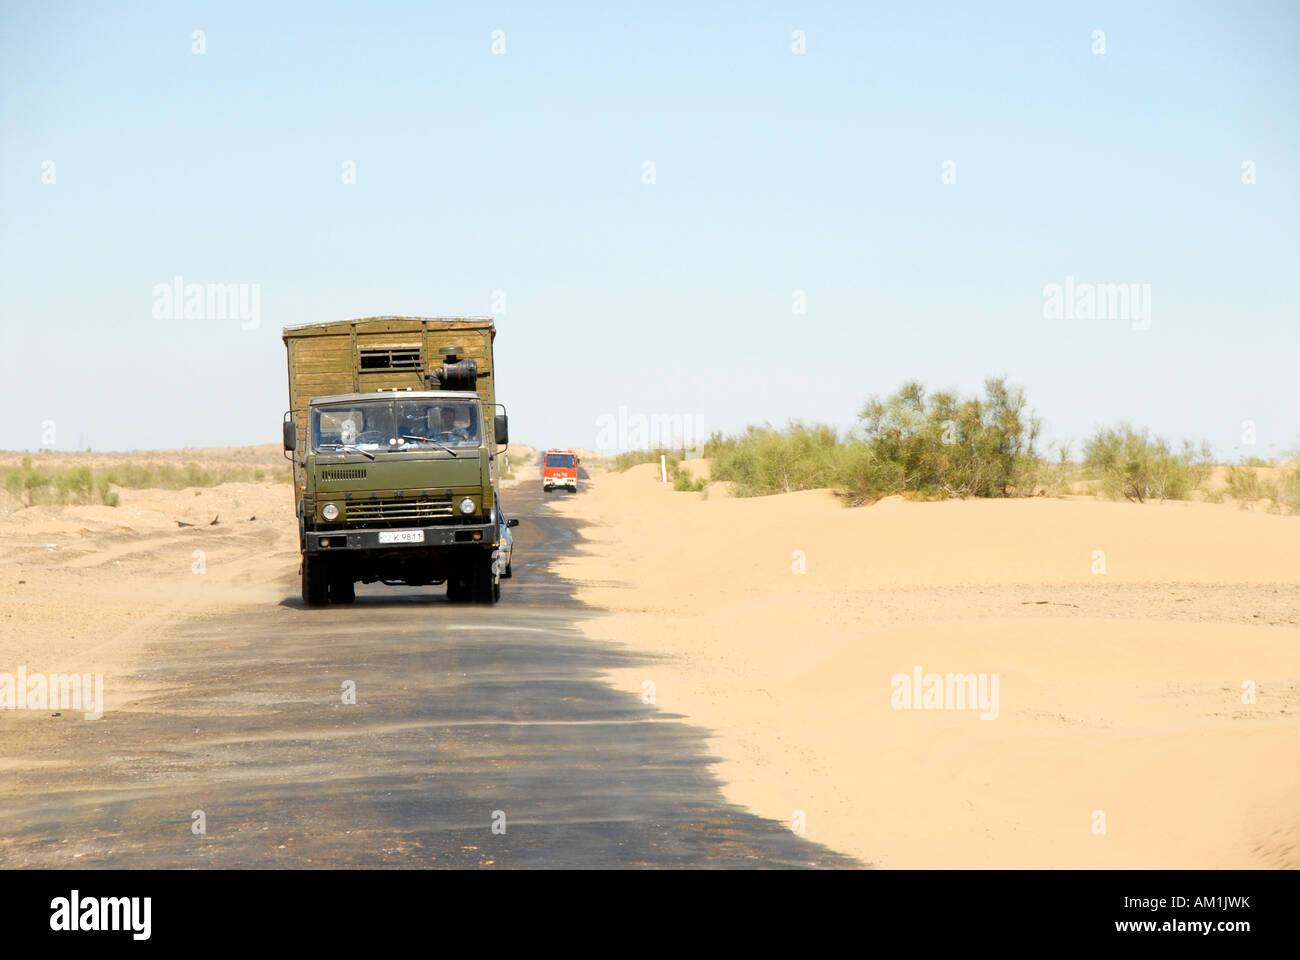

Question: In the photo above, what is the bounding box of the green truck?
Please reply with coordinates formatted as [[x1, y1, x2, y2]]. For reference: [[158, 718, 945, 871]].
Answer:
[[281, 317, 517, 605]]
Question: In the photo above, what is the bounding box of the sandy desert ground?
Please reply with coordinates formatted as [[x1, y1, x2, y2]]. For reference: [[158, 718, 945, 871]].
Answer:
[[548, 462, 1300, 868], [2, 447, 1297, 868], [0, 449, 299, 723]]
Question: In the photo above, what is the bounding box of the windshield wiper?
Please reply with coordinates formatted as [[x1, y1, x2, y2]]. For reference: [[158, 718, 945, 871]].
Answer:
[[399, 435, 458, 457], [317, 443, 376, 461]]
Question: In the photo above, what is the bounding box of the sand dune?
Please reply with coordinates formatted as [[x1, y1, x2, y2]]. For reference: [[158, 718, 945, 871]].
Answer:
[[0, 478, 299, 714], [548, 463, 1300, 867]]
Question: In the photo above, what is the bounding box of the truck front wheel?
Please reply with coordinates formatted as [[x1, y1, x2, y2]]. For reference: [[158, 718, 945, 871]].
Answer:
[[446, 553, 498, 604], [446, 572, 471, 603], [330, 575, 355, 604], [471, 552, 499, 604], [301, 554, 329, 606]]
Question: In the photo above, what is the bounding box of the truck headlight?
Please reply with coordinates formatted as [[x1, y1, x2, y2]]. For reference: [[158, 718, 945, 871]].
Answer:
[[459, 498, 475, 514], [322, 503, 340, 520]]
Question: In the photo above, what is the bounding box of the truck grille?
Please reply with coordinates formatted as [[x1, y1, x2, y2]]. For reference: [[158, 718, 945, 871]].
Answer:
[[322, 468, 368, 481], [346, 498, 454, 522]]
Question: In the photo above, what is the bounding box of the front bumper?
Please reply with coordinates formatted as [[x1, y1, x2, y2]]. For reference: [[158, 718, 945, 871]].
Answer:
[[544, 477, 578, 488], [305, 522, 496, 553]]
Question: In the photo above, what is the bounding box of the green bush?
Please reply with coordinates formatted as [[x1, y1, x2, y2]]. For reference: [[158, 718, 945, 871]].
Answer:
[[1216, 463, 1300, 514], [1082, 426, 1212, 503], [710, 423, 854, 496], [852, 377, 1042, 499], [1274, 468, 1300, 513], [708, 378, 1043, 502], [593, 384, 1291, 513], [1223, 464, 1272, 502], [670, 463, 707, 492]]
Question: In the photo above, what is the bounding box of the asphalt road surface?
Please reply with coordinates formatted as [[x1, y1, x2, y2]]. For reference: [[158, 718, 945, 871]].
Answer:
[[0, 484, 859, 868]]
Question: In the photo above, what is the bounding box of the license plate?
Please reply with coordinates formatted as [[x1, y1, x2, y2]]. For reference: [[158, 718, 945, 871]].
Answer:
[[378, 530, 424, 544]]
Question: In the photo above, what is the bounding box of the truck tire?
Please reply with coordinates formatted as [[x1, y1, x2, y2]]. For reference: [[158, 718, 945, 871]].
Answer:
[[446, 573, 471, 603], [330, 576, 355, 604], [471, 553, 498, 604], [301, 554, 329, 606]]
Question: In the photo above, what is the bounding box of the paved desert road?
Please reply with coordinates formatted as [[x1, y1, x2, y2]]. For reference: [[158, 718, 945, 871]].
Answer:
[[0, 484, 859, 868]]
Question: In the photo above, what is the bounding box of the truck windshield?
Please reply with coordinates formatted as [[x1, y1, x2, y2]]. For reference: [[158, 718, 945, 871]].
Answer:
[[546, 454, 575, 468], [312, 399, 481, 453], [394, 399, 480, 449]]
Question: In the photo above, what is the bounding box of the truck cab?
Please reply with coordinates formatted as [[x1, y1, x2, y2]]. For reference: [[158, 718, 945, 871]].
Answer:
[[542, 449, 579, 492]]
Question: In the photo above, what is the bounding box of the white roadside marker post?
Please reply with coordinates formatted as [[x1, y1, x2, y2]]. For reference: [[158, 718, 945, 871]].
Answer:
[[661, 454, 668, 484]]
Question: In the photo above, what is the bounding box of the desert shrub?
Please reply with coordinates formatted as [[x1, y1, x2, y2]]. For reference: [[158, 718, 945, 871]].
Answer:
[[1200, 485, 1228, 504], [1032, 442, 1087, 497], [1083, 426, 1212, 502], [1223, 465, 1273, 502], [614, 448, 679, 473], [671, 469, 706, 492], [710, 423, 856, 496], [55, 465, 93, 499], [700, 431, 732, 459], [1270, 467, 1300, 514], [3, 463, 114, 506], [4, 459, 50, 506], [0, 459, 266, 509], [851, 377, 1042, 499], [708, 378, 1043, 502], [96, 462, 263, 489]]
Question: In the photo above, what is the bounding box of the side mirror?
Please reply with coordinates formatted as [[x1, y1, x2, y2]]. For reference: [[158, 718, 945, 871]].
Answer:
[[507, 518, 519, 528], [283, 421, 297, 452], [494, 413, 509, 446]]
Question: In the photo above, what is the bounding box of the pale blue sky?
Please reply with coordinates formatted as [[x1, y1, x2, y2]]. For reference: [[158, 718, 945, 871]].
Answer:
[[1, 1, 1296, 458]]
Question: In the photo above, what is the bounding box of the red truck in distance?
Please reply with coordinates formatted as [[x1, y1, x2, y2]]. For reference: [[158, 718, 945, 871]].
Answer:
[[542, 449, 579, 492]]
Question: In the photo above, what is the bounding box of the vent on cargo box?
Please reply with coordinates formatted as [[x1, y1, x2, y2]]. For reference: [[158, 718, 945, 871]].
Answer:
[[359, 346, 422, 370], [321, 468, 367, 481]]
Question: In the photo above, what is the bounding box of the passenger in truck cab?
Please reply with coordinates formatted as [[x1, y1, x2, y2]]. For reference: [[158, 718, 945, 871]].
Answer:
[[435, 407, 474, 444]]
